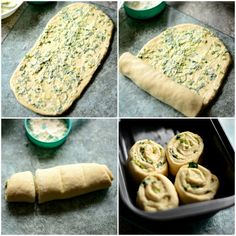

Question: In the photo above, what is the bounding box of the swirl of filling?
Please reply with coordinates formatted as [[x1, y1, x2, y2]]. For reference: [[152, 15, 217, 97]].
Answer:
[[166, 131, 204, 175], [127, 139, 168, 183], [174, 163, 219, 204], [137, 174, 179, 212]]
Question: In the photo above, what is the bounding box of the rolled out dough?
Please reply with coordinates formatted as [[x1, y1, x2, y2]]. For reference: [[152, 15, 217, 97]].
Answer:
[[10, 3, 113, 116], [119, 24, 231, 116]]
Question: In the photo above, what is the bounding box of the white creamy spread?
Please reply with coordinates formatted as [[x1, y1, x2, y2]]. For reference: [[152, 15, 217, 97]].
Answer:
[[1, 0, 17, 14], [28, 119, 67, 142], [138, 25, 230, 97], [125, 1, 161, 10]]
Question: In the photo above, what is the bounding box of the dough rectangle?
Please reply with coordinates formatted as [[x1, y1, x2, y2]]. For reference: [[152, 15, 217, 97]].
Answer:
[[10, 3, 114, 116]]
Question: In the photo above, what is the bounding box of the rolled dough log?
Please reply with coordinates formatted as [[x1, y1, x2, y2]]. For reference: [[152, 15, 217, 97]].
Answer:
[[36, 163, 113, 203], [119, 52, 203, 117], [5, 163, 113, 204], [5, 171, 36, 203]]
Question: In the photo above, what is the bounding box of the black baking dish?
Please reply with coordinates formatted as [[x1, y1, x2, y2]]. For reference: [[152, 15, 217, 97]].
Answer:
[[119, 119, 234, 221]]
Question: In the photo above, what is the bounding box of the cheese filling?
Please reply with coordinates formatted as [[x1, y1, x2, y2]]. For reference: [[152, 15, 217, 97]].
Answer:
[[137, 25, 230, 96], [28, 119, 67, 142], [125, 1, 161, 10]]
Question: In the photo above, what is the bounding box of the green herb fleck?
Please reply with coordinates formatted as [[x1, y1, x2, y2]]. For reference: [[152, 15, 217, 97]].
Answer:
[[188, 162, 198, 168], [190, 184, 199, 188], [140, 147, 145, 155], [153, 187, 160, 193], [176, 134, 181, 140]]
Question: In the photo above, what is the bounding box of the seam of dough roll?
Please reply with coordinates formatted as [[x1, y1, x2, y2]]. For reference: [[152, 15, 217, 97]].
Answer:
[[10, 3, 114, 116], [5, 163, 113, 204], [119, 52, 203, 117]]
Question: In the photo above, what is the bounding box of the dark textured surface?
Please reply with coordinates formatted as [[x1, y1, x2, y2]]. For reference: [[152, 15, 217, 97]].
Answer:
[[2, 1, 117, 117], [2, 119, 117, 234], [120, 200, 235, 234], [119, 4, 235, 117], [168, 1, 235, 38]]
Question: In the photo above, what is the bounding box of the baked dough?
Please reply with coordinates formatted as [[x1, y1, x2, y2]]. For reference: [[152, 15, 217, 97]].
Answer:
[[36, 163, 113, 203], [175, 163, 219, 204], [127, 139, 168, 183], [119, 24, 231, 116], [137, 174, 179, 212], [10, 3, 113, 116], [166, 131, 204, 176], [5, 171, 36, 203], [5, 163, 113, 203]]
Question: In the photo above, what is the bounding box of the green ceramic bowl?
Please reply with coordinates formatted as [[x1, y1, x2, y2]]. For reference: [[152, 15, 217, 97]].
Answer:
[[124, 1, 166, 20], [24, 119, 72, 148]]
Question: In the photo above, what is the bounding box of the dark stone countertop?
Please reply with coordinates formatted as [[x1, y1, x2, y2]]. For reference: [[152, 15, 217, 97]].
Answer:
[[2, 119, 117, 234]]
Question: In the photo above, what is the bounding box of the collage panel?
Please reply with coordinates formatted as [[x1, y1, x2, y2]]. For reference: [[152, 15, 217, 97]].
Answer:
[[119, 118, 235, 234], [119, 1, 234, 117], [2, 1, 117, 117], [2, 118, 117, 234], [1, 1, 235, 235]]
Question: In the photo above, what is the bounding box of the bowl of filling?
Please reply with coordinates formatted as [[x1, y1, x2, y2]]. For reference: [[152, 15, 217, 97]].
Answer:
[[2, 0, 24, 20], [24, 119, 72, 148], [124, 1, 166, 19]]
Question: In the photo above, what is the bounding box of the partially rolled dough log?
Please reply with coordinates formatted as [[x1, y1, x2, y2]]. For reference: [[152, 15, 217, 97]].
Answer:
[[5, 171, 36, 203], [119, 24, 231, 117], [5, 163, 113, 204], [119, 52, 203, 117]]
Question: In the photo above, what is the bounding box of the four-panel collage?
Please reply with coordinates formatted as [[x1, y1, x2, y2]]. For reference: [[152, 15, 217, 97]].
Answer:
[[1, 0, 235, 235]]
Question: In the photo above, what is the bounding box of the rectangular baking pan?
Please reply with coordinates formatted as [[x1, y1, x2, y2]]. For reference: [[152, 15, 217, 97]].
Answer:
[[119, 119, 234, 221]]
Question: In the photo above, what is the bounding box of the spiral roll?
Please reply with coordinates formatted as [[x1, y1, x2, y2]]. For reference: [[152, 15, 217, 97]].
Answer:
[[175, 163, 219, 204], [127, 139, 168, 183], [137, 174, 179, 212], [166, 131, 204, 176]]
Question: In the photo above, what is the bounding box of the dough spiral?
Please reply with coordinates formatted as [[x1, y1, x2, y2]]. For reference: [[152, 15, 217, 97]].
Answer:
[[166, 131, 204, 175], [137, 174, 179, 212], [127, 139, 168, 183], [175, 163, 219, 203]]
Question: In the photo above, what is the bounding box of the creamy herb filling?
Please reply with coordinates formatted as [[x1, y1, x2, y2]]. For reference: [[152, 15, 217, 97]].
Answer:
[[28, 119, 67, 142], [14, 4, 113, 113], [138, 27, 229, 95]]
